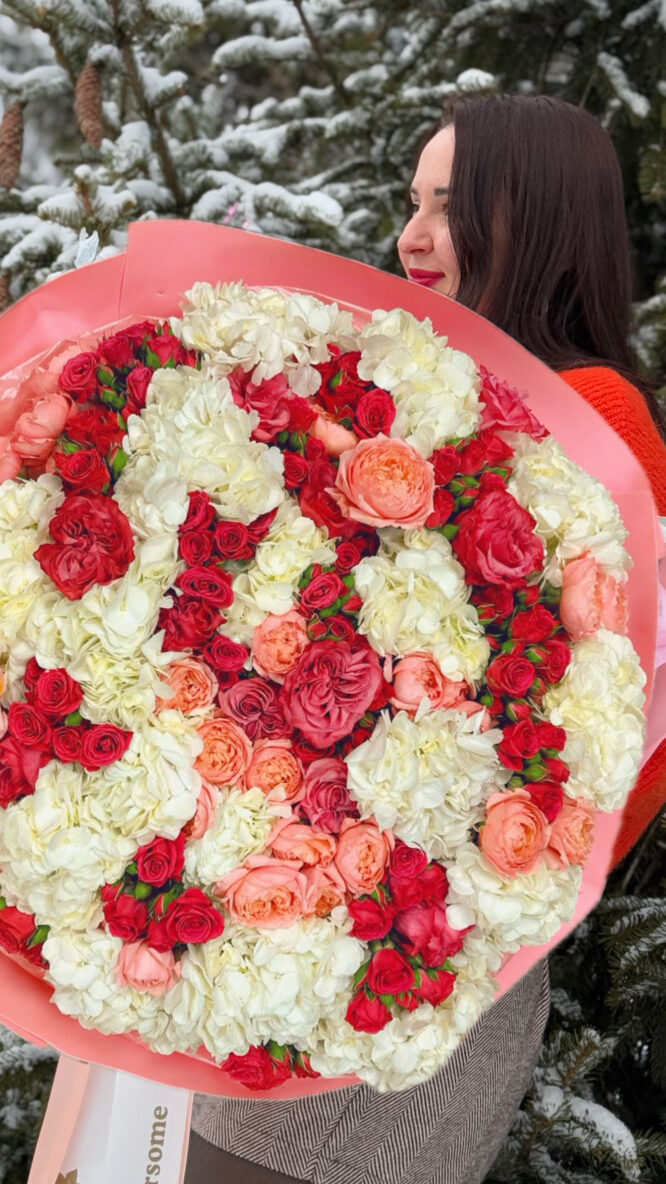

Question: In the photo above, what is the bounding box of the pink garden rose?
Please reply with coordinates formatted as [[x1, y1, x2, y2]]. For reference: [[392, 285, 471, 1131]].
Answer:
[[251, 610, 309, 683], [269, 818, 336, 866], [216, 855, 308, 928], [303, 864, 347, 916], [334, 818, 393, 897], [195, 715, 253, 785], [301, 757, 358, 833], [0, 438, 22, 483], [479, 366, 548, 439], [560, 553, 628, 641], [545, 796, 595, 869], [116, 941, 181, 996], [245, 738, 305, 804], [479, 788, 551, 877], [13, 390, 71, 464], [453, 488, 544, 588], [157, 657, 218, 714], [308, 409, 359, 457], [282, 639, 382, 747], [332, 435, 435, 529], [389, 653, 468, 715]]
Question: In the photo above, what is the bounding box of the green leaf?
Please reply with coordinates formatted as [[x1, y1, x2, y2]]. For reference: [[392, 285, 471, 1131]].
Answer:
[[28, 925, 50, 948], [64, 710, 83, 726]]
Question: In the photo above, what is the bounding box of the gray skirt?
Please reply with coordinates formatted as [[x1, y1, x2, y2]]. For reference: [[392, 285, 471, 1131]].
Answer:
[[188, 957, 549, 1184]]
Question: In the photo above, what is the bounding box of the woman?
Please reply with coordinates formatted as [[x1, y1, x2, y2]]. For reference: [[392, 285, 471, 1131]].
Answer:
[[188, 94, 666, 1184]]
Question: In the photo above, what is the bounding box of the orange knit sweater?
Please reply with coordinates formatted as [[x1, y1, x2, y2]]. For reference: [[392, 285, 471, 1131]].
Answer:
[[559, 366, 666, 867]]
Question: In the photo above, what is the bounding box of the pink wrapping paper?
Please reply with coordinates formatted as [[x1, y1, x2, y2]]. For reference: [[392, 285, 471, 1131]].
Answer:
[[0, 221, 662, 1098]]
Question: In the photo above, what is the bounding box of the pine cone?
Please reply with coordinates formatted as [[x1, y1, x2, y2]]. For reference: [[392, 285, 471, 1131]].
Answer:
[[75, 62, 104, 149], [0, 104, 24, 189]]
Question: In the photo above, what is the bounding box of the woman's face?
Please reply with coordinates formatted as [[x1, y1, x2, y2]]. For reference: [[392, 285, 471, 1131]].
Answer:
[[397, 126, 460, 299]]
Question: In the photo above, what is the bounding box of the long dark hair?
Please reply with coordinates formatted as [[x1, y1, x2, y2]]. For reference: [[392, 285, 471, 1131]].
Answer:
[[428, 93, 664, 431]]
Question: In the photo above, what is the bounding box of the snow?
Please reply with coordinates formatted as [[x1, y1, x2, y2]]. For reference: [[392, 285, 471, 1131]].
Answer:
[[597, 52, 650, 119], [456, 67, 495, 91], [144, 0, 204, 22], [213, 34, 312, 68], [535, 1084, 639, 1176], [0, 64, 69, 101]]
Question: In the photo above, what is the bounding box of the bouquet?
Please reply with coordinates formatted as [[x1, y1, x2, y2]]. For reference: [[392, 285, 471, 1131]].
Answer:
[[0, 272, 650, 1094]]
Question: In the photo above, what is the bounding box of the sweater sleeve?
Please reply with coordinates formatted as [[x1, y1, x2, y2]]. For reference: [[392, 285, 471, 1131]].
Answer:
[[558, 367, 666, 514]]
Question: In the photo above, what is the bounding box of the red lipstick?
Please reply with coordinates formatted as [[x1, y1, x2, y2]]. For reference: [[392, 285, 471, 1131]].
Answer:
[[408, 269, 445, 288]]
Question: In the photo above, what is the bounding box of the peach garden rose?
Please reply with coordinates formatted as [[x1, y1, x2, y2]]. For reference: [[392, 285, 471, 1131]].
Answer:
[[216, 855, 308, 928], [334, 818, 394, 897], [479, 788, 551, 877], [545, 796, 595, 869], [195, 715, 253, 785], [389, 652, 468, 715], [251, 610, 309, 683], [244, 738, 305, 804], [560, 553, 628, 641], [331, 434, 435, 529], [157, 657, 219, 714]]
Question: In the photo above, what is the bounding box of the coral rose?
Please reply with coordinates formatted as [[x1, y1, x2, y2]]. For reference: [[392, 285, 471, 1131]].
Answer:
[[479, 789, 551, 877], [195, 715, 253, 785], [116, 941, 181, 996], [188, 780, 219, 840], [331, 435, 435, 529], [0, 438, 22, 483], [216, 855, 308, 928], [269, 818, 336, 866], [389, 652, 468, 715], [309, 408, 359, 457], [251, 611, 309, 683], [303, 865, 347, 916], [245, 738, 305, 804], [560, 553, 628, 641], [13, 391, 71, 463], [334, 818, 393, 897], [157, 657, 218, 714], [545, 796, 595, 869]]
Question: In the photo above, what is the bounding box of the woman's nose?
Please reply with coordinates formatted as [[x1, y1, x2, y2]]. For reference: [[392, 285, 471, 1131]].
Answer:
[[398, 212, 432, 256]]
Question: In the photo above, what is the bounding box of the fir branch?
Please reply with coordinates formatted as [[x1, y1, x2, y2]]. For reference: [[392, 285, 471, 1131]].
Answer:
[[290, 0, 348, 105]]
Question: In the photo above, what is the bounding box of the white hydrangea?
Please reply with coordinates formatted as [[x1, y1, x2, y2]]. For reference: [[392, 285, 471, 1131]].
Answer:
[[346, 709, 505, 860], [173, 915, 365, 1058], [446, 842, 582, 955], [68, 634, 176, 728], [172, 282, 356, 395], [185, 787, 281, 887], [354, 530, 489, 681], [508, 435, 630, 584], [240, 499, 337, 616], [0, 475, 61, 649], [543, 629, 646, 810], [356, 308, 481, 454]]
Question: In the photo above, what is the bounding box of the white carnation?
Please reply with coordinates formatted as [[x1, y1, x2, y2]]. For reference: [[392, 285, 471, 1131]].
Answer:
[[508, 435, 630, 583], [543, 629, 646, 810], [346, 709, 505, 859]]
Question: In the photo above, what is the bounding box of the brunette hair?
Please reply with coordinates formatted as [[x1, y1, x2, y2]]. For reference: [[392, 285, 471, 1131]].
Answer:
[[422, 93, 664, 429]]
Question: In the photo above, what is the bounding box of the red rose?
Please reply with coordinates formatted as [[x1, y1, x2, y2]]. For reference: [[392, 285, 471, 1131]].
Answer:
[[219, 677, 288, 741], [527, 781, 565, 821], [457, 430, 513, 475], [479, 471, 507, 494], [298, 484, 358, 540], [35, 493, 135, 600], [283, 452, 311, 489], [148, 887, 224, 950], [479, 366, 548, 439], [395, 991, 421, 1012], [453, 489, 544, 587], [425, 488, 455, 528], [213, 521, 253, 561], [498, 720, 541, 769], [414, 968, 457, 1006], [335, 540, 362, 574], [354, 390, 397, 438], [286, 396, 317, 432], [535, 722, 566, 751], [183, 491, 216, 531], [53, 724, 86, 763], [326, 615, 357, 642], [0, 736, 49, 807], [418, 863, 449, 905], [125, 365, 153, 414], [347, 897, 396, 941], [305, 437, 327, 462], [282, 640, 382, 747], [54, 448, 110, 494], [544, 757, 570, 783], [8, 703, 53, 750], [123, 319, 159, 345], [203, 635, 249, 673], [300, 571, 346, 615], [431, 445, 459, 486], [176, 564, 234, 608], [221, 1046, 292, 1090], [387, 875, 427, 911], [145, 333, 187, 366], [486, 652, 537, 697], [26, 666, 83, 720], [538, 638, 571, 684], [388, 841, 429, 881], [58, 352, 98, 398], [99, 331, 137, 370], [136, 834, 186, 887], [64, 407, 125, 453], [179, 529, 214, 566], [103, 893, 149, 941], [300, 756, 359, 833], [473, 585, 515, 622], [158, 596, 223, 651], [228, 368, 293, 442], [79, 723, 133, 771], [247, 509, 278, 544], [510, 606, 558, 642], [0, 905, 37, 953], [394, 902, 470, 967], [345, 990, 393, 1033], [366, 948, 415, 996]]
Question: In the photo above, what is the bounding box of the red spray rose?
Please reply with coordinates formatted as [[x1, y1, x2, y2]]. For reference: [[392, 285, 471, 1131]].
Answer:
[[204, 635, 250, 673], [510, 606, 558, 642], [213, 520, 253, 561], [125, 365, 153, 414], [103, 894, 149, 941], [347, 897, 396, 941], [179, 530, 214, 566], [221, 1046, 292, 1090], [300, 757, 359, 833], [354, 390, 397, 438], [63, 406, 125, 453], [147, 887, 224, 951], [176, 564, 234, 608], [527, 782, 565, 821], [228, 368, 294, 442], [300, 571, 346, 615], [414, 968, 457, 1006], [0, 905, 38, 954], [99, 331, 137, 370], [479, 366, 548, 439], [136, 834, 186, 887], [486, 652, 537, 698], [79, 724, 133, 771], [0, 737, 49, 807], [54, 448, 110, 494], [26, 666, 83, 719], [158, 596, 223, 651], [58, 352, 98, 398], [53, 725, 86, 763], [430, 445, 459, 486], [345, 991, 393, 1033], [498, 720, 542, 769], [283, 452, 311, 489], [366, 948, 416, 996], [183, 490, 216, 531], [7, 703, 53, 751]]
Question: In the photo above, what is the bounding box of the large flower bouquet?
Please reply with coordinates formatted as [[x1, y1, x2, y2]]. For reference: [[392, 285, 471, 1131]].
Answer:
[[0, 278, 647, 1093]]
